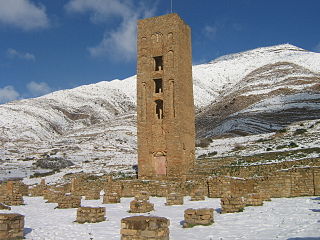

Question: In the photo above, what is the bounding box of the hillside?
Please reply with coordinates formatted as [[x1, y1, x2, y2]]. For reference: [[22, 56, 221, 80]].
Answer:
[[0, 43, 319, 183]]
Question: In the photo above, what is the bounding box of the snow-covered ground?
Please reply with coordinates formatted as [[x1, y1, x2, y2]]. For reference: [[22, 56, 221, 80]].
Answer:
[[1, 196, 319, 240]]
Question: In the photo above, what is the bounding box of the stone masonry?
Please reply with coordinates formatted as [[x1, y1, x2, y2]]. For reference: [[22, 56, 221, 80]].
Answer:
[[183, 208, 214, 228], [56, 195, 81, 209], [0, 213, 24, 240], [221, 196, 246, 213], [121, 216, 170, 240], [103, 192, 121, 204], [190, 188, 205, 201], [130, 199, 154, 213], [165, 193, 183, 205], [137, 13, 195, 179], [76, 207, 106, 224]]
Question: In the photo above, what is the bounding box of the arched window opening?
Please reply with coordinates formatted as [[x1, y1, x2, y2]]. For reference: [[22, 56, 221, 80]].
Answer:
[[155, 100, 164, 119], [154, 78, 163, 93], [153, 56, 163, 71]]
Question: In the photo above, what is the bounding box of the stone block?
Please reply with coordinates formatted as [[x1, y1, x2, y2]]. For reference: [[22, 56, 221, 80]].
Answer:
[[121, 216, 170, 240]]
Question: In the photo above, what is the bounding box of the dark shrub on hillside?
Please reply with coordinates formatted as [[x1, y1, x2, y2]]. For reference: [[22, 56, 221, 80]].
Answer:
[[33, 157, 74, 170], [294, 128, 307, 135]]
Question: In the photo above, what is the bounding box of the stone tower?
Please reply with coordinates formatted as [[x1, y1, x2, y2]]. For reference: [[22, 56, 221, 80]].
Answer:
[[137, 13, 195, 179]]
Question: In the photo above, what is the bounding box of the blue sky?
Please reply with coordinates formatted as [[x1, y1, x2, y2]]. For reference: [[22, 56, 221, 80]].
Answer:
[[0, 0, 319, 103]]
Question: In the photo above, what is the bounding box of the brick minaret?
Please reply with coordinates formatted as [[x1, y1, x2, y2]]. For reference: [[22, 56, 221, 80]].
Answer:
[[137, 13, 195, 179]]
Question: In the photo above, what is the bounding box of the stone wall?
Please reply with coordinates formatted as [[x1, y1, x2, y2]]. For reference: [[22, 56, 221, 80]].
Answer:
[[76, 207, 105, 223], [56, 195, 81, 209], [0, 194, 24, 206], [165, 193, 183, 206], [0, 213, 24, 240], [121, 216, 170, 240], [190, 188, 205, 201], [221, 196, 246, 213], [183, 208, 214, 227], [208, 167, 320, 199], [129, 200, 154, 213], [43, 190, 65, 203], [103, 192, 120, 204]]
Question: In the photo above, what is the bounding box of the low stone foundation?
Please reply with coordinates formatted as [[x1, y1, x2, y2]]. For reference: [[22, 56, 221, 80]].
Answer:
[[76, 207, 105, 223], [84, 190, 101, 200], [56, 195, 81, 209], [129, 200, 154, 213], [0, 213, 24, 240], [165, 193, 183, 206], [245, 193, 264, 206], [43, 190, 64, 203], [103, 192, 120, 204], [183, 208, 214, 228], [0, 194, 24, 206], [121, 216, 170, 240], [221, 196, 246, 213], [190, 189, 205, 201], [135, 191, 150, 201]]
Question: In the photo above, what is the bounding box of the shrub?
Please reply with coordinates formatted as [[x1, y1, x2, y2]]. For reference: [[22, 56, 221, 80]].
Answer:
[[277, 128, 287, 133], [294, 128, 307, 135], [289, 142, 298, 148], [33, 157, 74, 170]]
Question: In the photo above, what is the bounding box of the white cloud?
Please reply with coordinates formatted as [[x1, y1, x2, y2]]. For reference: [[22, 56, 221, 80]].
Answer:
[[0, 86, 20, 104], [7, 48, 36, 61], [26, 81, 52, 97], [203, 24, 218, 40], [0, 0, 49, 31], [65, 0, 157, 60]]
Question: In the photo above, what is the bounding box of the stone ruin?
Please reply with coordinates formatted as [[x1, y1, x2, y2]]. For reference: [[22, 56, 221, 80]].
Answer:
[[84, 189, 101, 200], [76, 207, 106, 224], [183, 208, 214, 228], [0, 181, 25, 206], [129, 191, 154, 213], [221, 196, 246, 213], [56, 194, 81, 209], [129, 199, 154, 213], [43, 189, 65, 203], [135, 191, 150, 201], [165, 193, 183, 206], [190, 188, 205, 201], [103, 192, 121, 204], [0, 213, 24, 240], [121, 216, 170, 240]]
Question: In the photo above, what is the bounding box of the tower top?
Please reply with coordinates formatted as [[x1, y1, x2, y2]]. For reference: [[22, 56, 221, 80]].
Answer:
[[137, 13, 188, 27]]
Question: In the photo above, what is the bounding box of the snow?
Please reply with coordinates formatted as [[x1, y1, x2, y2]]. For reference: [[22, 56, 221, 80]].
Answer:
[[1, 196, 319, 239]]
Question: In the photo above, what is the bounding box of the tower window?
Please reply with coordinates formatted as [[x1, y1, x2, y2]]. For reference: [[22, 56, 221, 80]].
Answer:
[[153, 56, 163, 71], [154, 79, 163, 93], [155, 99, 164, 119]]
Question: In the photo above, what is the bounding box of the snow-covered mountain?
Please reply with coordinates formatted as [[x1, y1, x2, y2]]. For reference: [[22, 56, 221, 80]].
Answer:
[[0, 43, 319, 182], [1, 44, 319, 142]]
